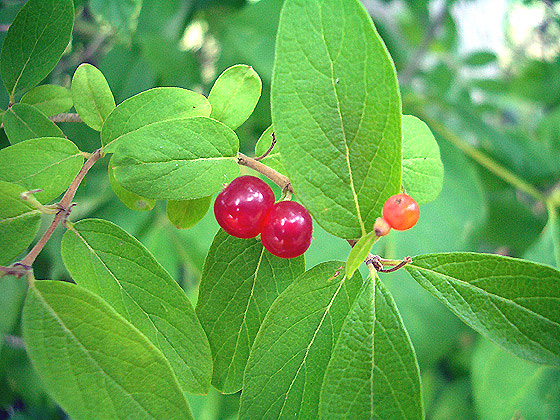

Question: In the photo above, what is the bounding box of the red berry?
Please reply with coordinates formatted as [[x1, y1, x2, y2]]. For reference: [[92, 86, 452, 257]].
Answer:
[[214, 175, 275, 238], [261, 201, 313, 258], [382, 193, 420, 231]]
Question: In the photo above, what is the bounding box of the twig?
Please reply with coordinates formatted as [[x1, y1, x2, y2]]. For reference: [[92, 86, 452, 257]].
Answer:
[[399, 0, 451, 86], [1, 148, 103, 278], [238, 152, 293, 193], [254, 132, 277, 161], [50, 113, 83, 123]]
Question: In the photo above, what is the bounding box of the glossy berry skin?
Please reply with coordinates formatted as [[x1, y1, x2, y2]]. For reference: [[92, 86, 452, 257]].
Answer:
[[214, 175, 275, 238], [261, 201, 313, 259], [382, 193, 420, 231]]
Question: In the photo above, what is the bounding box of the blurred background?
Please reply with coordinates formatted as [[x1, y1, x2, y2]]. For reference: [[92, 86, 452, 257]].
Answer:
[[1, 0, 560, 418]]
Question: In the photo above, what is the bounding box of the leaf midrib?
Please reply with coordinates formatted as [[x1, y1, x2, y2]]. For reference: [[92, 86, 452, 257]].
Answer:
[[32, 285, 179, 419], [71, 228, 205, 391]]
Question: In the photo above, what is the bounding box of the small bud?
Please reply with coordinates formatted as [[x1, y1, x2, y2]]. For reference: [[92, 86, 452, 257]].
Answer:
[[374, 217, 391, 237]]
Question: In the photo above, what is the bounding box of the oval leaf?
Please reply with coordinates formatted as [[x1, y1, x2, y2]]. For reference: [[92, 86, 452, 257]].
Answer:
[[0, 137, 83, 203], [272, 0, 402, 239], [61, 218, 213, 395], [405, 252, 560, 366], [319, 277, 423, 420], [167, 196, 212, 229], [346, 231, 377, 279], [108, 156, 156, 211], [3, 103, 65, 144], [0, 0, 74, 99], [209, 64, 262, 130], [72, 63, 116, 131], [0, 181, 41, 266], [22, 280, 193, 420], [239, 262, 362, 420], [101, 87, 211, 152], [196, 229, 305, 393], [21, 85, 73, 117], [402, 115, 443, 205], [111, 117, 240, 200]]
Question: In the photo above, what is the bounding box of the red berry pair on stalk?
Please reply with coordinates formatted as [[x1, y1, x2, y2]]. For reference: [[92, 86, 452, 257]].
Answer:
[[214, 176, 313, 258]]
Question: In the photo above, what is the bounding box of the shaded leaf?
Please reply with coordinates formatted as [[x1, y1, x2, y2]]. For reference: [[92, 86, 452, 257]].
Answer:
[[101, 87, 211, 152], [209, 65, 262, 130], [405, 252, 560, 366], [22, 280, 194, 420], [111, 117, 239, 200], [3, 103, 64, 144], [108, 156, 156, 211], [89, 0, 143, 33], [319, 276, 423, 420], [472, 338, 560, 420], [464, 51, 497, 67], [272, 0, 402, 239], [72, 63, 116, 131], [196, 229, 304, 393], [0, 181, 41, 266], [61, 218, 213, 395], [0, 137, 83, 203], [402, 115, 443, 205], [167, 196, 212, 229], [0, 0, 74, 98], [21, 85, 73, 117]]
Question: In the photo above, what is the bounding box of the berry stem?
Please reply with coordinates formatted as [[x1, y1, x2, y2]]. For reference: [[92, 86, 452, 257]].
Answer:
[[238, 152, 293, 193]]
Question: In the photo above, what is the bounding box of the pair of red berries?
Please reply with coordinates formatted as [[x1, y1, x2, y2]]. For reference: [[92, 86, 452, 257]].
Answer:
[[375, 193, 420, 236], [214, 176, 313, 258]]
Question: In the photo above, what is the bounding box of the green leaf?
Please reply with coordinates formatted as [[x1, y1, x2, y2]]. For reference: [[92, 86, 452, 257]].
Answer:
[[209, 65, 262, 130], [0, 0, 74, 99], [405, 252, 560, 366], [111, 117, 240, 200], [101, 87, 211, 152], [60, 219, 213, 395], [0, 275, 28, 335], [0, 137, 83, 203], [196, 230, 305, 393], [272, 0, 402, 239], [464, 51, 497, 67], [21, 84, 73, 116], [472, 338, 560, 420], [22, 280, 194, 420], [3, 103, 65, 144], [0, 181, 41, 266], [167, 196, 212, 229], [89, 0, 143, 33], [345, 230, 376, 279], [254, 125, 286, 175], [239, 262, 362, 420], [72, 63, 116, 131], [108, 156, 156, 211], [402, 115, 444, 205], [318, 276, 423, 420]]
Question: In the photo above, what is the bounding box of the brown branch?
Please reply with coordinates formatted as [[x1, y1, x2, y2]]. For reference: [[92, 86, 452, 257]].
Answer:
[[2, 149, 103, 278], [238, 152, 293, 193], [50, 113, 83, 123]]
